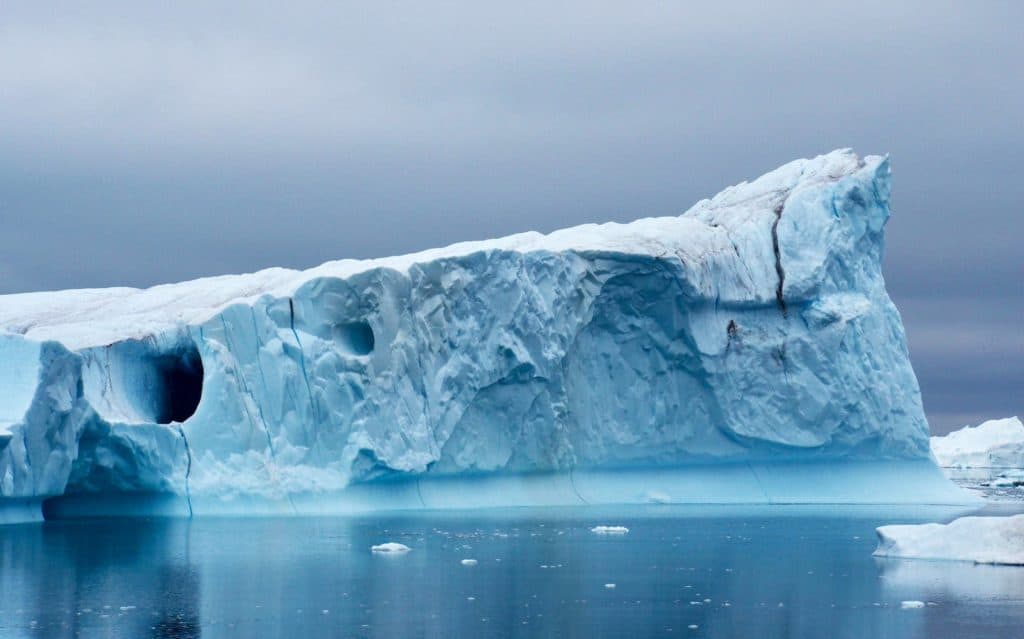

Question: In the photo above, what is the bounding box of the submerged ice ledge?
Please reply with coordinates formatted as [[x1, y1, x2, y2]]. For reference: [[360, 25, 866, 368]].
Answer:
[[0, 149, 968, 522], [42, 461, 973, 520]]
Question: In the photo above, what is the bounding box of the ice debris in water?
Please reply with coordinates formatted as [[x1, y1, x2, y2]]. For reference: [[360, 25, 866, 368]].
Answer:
[[901, 601, 926, 609], [604, 583, 616, 589], [461, 559, 478, 566], [371, 542, 411, 554], [591, 526, 629, 535]]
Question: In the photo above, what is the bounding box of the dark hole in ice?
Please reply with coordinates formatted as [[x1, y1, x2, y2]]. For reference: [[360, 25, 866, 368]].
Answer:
[[152, 345, 204, 423], [333, 321, 375, 356]]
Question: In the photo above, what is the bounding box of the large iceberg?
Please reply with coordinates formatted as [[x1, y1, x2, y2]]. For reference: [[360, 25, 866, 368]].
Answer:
[[0, 150, 970, 522]]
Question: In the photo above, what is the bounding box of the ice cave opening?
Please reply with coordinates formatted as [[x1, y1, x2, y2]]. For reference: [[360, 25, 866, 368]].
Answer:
[[332, 321, 375, 356], [144, 344, 204, 424]]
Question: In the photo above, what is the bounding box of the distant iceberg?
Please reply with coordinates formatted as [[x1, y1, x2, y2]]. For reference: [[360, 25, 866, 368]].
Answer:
[[0, 150, 972, 523], [930, 417, 1024, 498], [874, 515, 1024, 566], [931, 417, 1024, 470]]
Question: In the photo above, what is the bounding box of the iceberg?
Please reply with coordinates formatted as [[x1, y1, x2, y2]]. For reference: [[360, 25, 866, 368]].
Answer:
[[930, 417, 1024, 497], [874, 515, 1024, 565], [931, 417, 1024, 470], [0, 149, 972, 523]]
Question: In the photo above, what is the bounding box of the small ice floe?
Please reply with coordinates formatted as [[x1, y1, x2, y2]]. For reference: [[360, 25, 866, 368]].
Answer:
[[901, 601, 926, 609], [371, 542, 411, 554], [118, 606, 136, 611], [604, 583, 616, 589], [646, 492, 672, 504], [461, 559, 478, 566], [591, 525, 629, 535], [688, 625, 699, 630]]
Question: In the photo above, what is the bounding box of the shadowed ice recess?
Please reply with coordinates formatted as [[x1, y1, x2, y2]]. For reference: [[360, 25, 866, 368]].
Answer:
[[0, 150, 975, 523]]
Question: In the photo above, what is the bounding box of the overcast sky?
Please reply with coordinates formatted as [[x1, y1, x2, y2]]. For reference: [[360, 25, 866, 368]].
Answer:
[[2, 2, 1020, 434]]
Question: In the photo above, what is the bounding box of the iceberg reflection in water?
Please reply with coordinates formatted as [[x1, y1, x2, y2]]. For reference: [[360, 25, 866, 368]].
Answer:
[[2, 505, 1021, 638]]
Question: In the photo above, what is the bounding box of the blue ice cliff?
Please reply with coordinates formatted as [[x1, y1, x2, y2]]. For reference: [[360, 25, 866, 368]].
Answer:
[[0, 150, 972, 522]]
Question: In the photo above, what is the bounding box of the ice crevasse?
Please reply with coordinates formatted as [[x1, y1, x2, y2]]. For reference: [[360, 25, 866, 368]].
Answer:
[[0, 150, 972, 522]]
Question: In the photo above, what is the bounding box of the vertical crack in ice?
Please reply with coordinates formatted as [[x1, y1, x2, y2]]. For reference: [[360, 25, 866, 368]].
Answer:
[[288, 298, 320, 435], [242, 310, 279, 460], [415, 476, 427, 508], [248, 308, 273, 424], [177, 424, 194, 518], [250, 308, 298, 513], [568, 467, 589, 505], [746, 461, 771, 504], [102, 347, 114, 405], [220, 316, 264, 442], [223, 314, 297, 513], [21, 427, 34, 491], [771, 202, 788, 318]]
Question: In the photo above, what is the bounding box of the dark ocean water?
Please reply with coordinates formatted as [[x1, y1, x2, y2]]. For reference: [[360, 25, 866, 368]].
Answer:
[[1, 504, 1022, 638]]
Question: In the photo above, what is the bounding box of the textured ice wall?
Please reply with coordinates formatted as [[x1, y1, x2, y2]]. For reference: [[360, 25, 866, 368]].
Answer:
[[0, 150, 948, 517]]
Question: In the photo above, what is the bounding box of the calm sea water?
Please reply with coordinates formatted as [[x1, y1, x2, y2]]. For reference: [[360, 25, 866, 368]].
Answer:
[[1, 505, 1022, 638]]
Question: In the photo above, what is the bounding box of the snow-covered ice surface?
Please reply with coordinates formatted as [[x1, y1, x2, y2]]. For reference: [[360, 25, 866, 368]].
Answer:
[[931, 417, 1024, 501], [370, 542, 410, 554], [874, 515, 1024, 565], [591, 525, 629, 535], [0, 149, 972, 522]]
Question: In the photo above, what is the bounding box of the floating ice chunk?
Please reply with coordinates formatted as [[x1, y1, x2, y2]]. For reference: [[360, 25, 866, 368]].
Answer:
[[604, 583, 616, 589], [900, 601, 925, 609], [371, 542, 411, 554], [646, 492, 672, 504], [591, 526, 629, 535], [461, 559, 478, 566], [874, 515, 1024, 565]]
